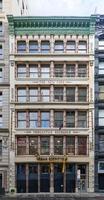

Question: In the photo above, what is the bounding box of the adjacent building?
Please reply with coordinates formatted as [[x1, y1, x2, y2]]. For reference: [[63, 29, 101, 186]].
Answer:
[[8, 15, 95, 193], [0, 0, 29, 193], [95, 15, 104, 192]]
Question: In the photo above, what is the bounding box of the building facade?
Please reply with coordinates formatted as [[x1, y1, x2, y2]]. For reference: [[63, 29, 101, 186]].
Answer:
[[8, 15, 95, 193], [95, 15, 104, 192], [0, 0, 29, 193]]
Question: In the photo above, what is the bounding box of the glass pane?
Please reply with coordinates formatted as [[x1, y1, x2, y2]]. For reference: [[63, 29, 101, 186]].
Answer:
[[78, 111, 87, 127], [66, 137, 75, 155], [78, 65, 87, 77], [54, 112, 63, 128], [66, 88, 75, 102], [40, 89, 49, 102], [66, 65, 75, 77], [54, 137, 63, 155], [66, 111, 75, 127], [40, 137, 50, 155], [78, 88, 87, 102], [41, 66, 50, 78], [17, 137, 26, 155], [29, 137, 38, 155]]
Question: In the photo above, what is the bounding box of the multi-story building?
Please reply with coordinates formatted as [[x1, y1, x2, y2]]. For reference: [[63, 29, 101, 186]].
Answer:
[[0, 0, 29, 193], [95, 15, 104, 192], [8, 15, 95, 193]]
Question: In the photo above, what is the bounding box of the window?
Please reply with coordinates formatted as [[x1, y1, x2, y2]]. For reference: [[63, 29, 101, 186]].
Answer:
[[17, 137, 26, 155], [54, 111, 63, 128], [99, 110, 104, 126], [17, 88, 26, 102], [40, 89, 50, 102], [29, 64, 38, 78], [17, 112, 26, 128], [40, 137, 50, 155], [0, 0, 2, 10], [29, 41, 38, 53], [17, 64, 26, 78], [29, 137, 38, 155], [41, 112, 50, 128], [0, 92, 2, 106], [78, 41, 87, 53], [66, 111, 75, 127], [99, 135, 104, 152], [66, 41, 76, 52], [66, 87, 75, 102], [41, 65, 50, 78], [41, 41, 50, 53], [66, 64, 75, 77], [0, 45, 3, 58], [54, 41, 64, 52], [54, 88, 63, 101], [78, 87, 87, 102], [17, 41, 26, 53], [99, 85, 104, 100], [0, 115, 2, 127], [54, 137, 63, 155], [77, 111, 87, 128], [54, 64, 63, 77], [0, 68, 2, 82], [29, 88, 38, 102], [78, 64, 87, 77], [0, 22, 2, 34], [99, 37, 104, 50], [29, 112, 38, 128], [0, 140, 2, 156], [98, 162, 104, 173], [66, 137, 75, 155], [78, 137, 87, 155], [99, 61, 104, 75]]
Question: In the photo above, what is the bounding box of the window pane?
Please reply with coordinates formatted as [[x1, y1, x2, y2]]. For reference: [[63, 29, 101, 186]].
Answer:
[[29, 65, 38, 78], [17, 88, 26, 102], [66, 65, 75, 77], [66, 41, 76, 51], [17, 137, 26, 155], [40, 89, 50, 102], [78, 65, 87, 77], [78, 87, 87, 102], [66, 111, 75, 127], [17, 41, 26, 53], [78, 137, 87, 155], [54, 65, 63, 77], [66, 88, 75, 102], [78, 111, 87, 128], [17, 65, 26, 78], [40, 137, 50, 155], [99, 85, 104, 100], [0, 115, 2, 127], [99, 110, 104, 126], [0, 140, 2, 156], [29, 112, 38, 128], [17, 112, 26, 128], [99, 62, 104, 75], [54, 41, 64, 52], [54, 88, 63, 101], [0, 92, 2, 106], [29, 88, 38, 102], [54, 137, 63, 155], [29, 41, 38, 53], [66, 137, 75, 155], [78, 41, 87, 53], [29, 137, 38, 155], [41, 65, 50, 78], [41, 41, 50, 53], [54, 111, 63, 128], [41, 112, 50, 128], [0, 68, 2, 82]]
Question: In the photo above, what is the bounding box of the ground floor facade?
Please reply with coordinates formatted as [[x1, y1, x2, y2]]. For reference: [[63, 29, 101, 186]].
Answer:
[[15, 163, 91, 193]]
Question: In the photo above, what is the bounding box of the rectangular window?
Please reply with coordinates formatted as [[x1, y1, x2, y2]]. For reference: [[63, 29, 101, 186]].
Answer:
[[17, 88, 26, 102], [66, 137, 75, 155], [0, 115, 2, 127], [99, 135, 104, 152], [0, 140, 2, 156], [0, 68, 2, 82], [41, 112, 50, 128], [99, 85, 104, 100], [17, 41, 26, 53], [0, 22, 2, 34], [40, 88, 50, 102], [54, 88, 63, 101], [78, 41, 87, 53], [0, 45, 3, 58], [41, 41, 50, 53], [78, 137, 87, 155], [29, 137, 38, 155], [99, 40, 104, 50], [66, 111, 75, 127], [0, 0, 2, 10], [29, 112, 38, 128], [78, 87, 87, 102], [17, 64, 26, 78], [17, 137, 26, 155], [54, 111, 63, 128], [99, 61, 104, 75], [77, 111, 87, 128], [29, 41, 38, 53], [40, 137, 50, 155], [41, 65, 50, 78], [29, 88, 38, 102], [66, 64, 75, 77], [54, 64, 63, 77], [54, 41, 64, 52], [78, 64, 87, 77], [66, 87, 75, 102], [54, 137, 63, 155], [0, 92, 2, 106], [17, 112, 26, 128], [99, 110, 104, 126], [66, 41, 76, 52], [29, 64, 38, 78], [98, 162, 104, 173]]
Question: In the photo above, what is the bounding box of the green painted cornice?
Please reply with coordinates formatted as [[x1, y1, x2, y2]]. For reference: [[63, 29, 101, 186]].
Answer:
[[7, 15, 96, 36]]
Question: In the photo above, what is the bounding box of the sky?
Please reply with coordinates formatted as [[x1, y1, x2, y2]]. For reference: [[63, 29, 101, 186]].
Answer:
[[28, 0, 104, 16]]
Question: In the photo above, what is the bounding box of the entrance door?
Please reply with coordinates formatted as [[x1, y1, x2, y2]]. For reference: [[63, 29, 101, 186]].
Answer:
[[77, 164, 87, 192], [54, 163, 64, 192], [66, 164, 75, 192]]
